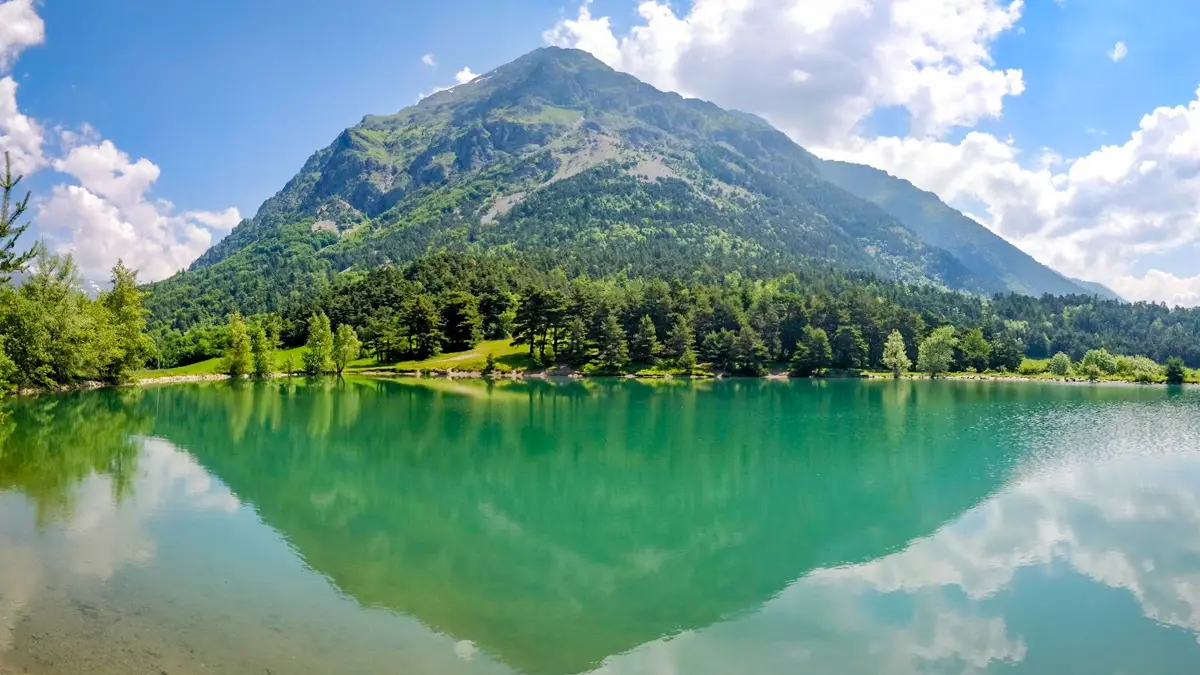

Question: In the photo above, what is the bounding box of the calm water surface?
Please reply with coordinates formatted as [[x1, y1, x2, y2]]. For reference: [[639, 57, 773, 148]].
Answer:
[[1, 378, 1199, 674]]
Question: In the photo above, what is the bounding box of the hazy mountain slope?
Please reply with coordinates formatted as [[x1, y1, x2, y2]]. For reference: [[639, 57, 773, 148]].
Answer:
[[816, 159, 1093, 297], [147, 47, 1001, 328], [1068, 277, 1123, 301]]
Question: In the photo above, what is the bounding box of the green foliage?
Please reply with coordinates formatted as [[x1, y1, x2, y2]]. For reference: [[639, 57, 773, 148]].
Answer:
[[1166, 357, 1186, 385], [249, 322, 274, 378], [596, 311, 629, 372], [482, 352, 498, 376], [730, 327, 769, 375], [1082, 349, 1118, 376], [303, 312, 334, 375], [630, 315, 659, 364], [564, 315, 590, 366], [790, 327, 831, 377], [958, 328, 991, 372], [100, 261, 150, 383], [0, 252, 124, 389], [677, 345, 697, 373], [918, 327, 957, 377], [403, 295, 444, 359], [832, 324, 868, 370], [441, 291, 483, 352], [222, 313, 252, 379], [333, 323, 362, 376], [882, 330, 911, 378], [1049, 352, 1071, 377], [1082, 363, 1103, 382], [0, 152, 38, 282]]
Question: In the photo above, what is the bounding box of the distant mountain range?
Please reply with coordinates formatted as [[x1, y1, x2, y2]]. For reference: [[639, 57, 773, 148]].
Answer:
[[145, 47, 1113, 327]]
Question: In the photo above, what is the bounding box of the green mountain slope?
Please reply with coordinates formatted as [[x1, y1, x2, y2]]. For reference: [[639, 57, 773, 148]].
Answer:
[[1068, 277, 1123, 301], [816, 159, 1095, 297], [148, 48, 1005, 328], [813, 159, 1123, 299]]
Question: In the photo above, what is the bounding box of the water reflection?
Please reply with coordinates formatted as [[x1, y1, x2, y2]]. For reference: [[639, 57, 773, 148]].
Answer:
[[0, 379, 1199, 674]]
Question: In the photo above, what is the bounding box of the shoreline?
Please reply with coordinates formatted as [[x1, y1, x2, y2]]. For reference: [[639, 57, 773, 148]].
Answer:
[[10, 368, 1191, 398]]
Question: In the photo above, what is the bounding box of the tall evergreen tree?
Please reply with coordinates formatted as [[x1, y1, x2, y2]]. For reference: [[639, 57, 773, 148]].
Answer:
[[596, 311, 628, 372], [402, 295, 443, 359], [832, 324, 868, 369], [0, 152, 38, 282], [630, 314, 659, 363], [441, 291, 483, 352]]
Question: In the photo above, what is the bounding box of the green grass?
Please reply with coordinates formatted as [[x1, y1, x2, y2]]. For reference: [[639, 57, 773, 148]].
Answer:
[[143, 346, 309, 378], [143, 340, 535, 379], [358, 339, 533, 373]]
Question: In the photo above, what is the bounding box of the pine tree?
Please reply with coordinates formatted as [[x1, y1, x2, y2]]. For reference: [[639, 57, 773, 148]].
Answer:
[[333, 323, 361, 376], [630, 314, 658, 363], [222, 312, 252, 379], [402, 295, 443, 359], [0, 152, 38, 283], [441, 291, 483, 352], [832, 324, 868, 370], [564, 315, 590, 366], [303, 312, 334, 375], [1166, 356, 1186, 385], [596, 311, 628, 372], [665, 313, 694, 360]]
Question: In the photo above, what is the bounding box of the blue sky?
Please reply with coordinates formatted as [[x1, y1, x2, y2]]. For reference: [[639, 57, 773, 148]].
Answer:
[[4, 0, 1200, 303]]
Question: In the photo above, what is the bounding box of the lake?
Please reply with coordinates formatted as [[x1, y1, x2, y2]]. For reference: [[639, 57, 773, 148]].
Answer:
[[1, 378, 1199, 674]]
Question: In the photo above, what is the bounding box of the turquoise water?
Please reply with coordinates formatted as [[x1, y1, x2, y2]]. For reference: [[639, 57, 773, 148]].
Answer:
[[1, 378, 1199, 674]]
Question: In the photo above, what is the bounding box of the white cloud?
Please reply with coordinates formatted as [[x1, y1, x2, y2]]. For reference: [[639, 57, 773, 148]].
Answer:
[[38, 138, 241, 281], [455, 66, 479, 85], [0, 0, 43, 71], [542, 0, 1200, 304], [1109, 40, 1128, 62], [0, 0, 45, 174], [421, 53, 436, 67], [0, 0, 239, 282], [0, 75, 41, 173], [545, 0, 1026, 144], [185, 206, 242, 231], [828, 88, 1200, 302]]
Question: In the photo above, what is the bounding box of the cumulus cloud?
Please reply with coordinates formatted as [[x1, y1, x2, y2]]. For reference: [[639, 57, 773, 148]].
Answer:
[[1109, 40, 1128, 62], [544, 0, 1026, 144], [0, 0, 45, 173], [0, 75, 41, 173], [37, 138, 241, 281], [828, 88, 1200, 302], [543, 0, 1200, 304], [418, 66, 482, 100], [421, 53, 436, 66], [454, 66, 479, 84], [0, 0, 43, 71], [0, 0, 240, 282]]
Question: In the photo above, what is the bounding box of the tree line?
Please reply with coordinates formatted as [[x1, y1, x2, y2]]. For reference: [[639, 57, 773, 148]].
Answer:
[[0, 153, 151, 392], [183, 251, 1189, 380]]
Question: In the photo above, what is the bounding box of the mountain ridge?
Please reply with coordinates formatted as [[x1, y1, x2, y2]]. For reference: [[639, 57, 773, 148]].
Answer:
[[146, 47, 1092, 328]]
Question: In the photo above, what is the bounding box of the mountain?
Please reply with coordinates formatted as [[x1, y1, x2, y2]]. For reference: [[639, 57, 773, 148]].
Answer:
[[1069, 277, 1123, 301], [815, 160, 1096, 298], [148, 47, 1054, 328]]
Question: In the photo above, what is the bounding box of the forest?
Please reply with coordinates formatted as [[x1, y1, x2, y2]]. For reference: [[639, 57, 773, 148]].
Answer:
[[1, 148, 1199, 389], [0, 154, 152, 393], [153, 249, 1197, 383]]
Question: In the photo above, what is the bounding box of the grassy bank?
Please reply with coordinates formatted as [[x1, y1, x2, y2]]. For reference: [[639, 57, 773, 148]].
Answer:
[[143, 348, 1200, 386]]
